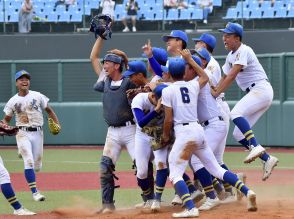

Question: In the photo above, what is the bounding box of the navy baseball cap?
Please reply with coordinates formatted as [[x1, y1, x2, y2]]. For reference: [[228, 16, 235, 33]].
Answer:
[[153, 84, 168, 99], [219, 22, 243, 38], [142, 47, 168, 66], [162, 30, 188, 48], [123, 60, 147, 77], [192, 33, 216, 50], [103, 53, 123, 64], [15, 70, 31, 81], [193, 48, 211, 63], [168, 57, 186, 78]]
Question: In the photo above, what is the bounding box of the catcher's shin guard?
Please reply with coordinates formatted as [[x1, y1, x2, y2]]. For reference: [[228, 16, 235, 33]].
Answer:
[[100, 156, 118, 206]]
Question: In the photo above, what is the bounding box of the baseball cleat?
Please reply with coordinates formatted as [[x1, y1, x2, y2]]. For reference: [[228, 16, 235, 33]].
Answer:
[[172, 207, 199, 218], [171, 194, 183, 206], [151, 199, 161, 212], [13, 207, 36, 216], [262, 155, 279, 181], [236, 172, 247, 201], [97, 203, 115, 214], [32, 192, 45, 202], [199, 197, 220, 211], [220, 192, 237, 204], [247, 190, 257, 212], [190, 190, 205, 204], [134, 202, 146, 209], [141, 199, 153, 213], [244, 145, 265, 164]]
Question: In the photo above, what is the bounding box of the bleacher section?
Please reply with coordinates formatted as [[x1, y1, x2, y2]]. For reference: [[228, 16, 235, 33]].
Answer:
[[224, 0, 294, 20]]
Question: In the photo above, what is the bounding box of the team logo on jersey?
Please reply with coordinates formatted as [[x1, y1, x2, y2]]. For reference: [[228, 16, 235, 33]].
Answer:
[[30, 99, 39, 110], [207, 66, 215, 73], [235, 52, 240, 61], [14, 103, 22, 113], [229, 62, 233, 68]]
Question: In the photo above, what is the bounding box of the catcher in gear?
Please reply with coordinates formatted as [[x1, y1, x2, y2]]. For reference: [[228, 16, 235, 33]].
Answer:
[[89, 14, 112, 40], [2, 70, 61, 202]]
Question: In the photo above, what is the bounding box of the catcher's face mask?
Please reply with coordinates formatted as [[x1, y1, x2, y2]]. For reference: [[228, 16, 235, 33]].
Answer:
[[103, 54, 123, 65]]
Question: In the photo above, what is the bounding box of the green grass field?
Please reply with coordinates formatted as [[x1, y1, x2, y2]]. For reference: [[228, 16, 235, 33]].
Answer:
[[0, 148, 293, 215]]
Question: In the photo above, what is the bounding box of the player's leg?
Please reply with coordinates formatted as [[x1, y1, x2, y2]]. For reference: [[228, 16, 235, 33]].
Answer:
[[231, 81, 274, 163], [0, 156, 35, 215], [151, 147, 169, 211], [195, 145, 257, 211]]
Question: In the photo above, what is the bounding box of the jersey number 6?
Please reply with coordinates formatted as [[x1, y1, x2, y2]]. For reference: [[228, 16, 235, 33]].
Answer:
[[180, 87, 190, 103]]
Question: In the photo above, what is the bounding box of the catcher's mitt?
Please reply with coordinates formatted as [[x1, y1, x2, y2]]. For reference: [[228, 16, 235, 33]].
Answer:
[[126, 86, 152, 100], [89, 14, 112, 40], [0, 121, 18, 136], [141, 126, 167, 151], [48, 118, 61, 135]]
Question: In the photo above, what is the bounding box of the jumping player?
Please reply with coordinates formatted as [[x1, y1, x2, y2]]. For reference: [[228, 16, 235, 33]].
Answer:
[[90, 37, 137, 213], [2, 70, 60, 202], [0, 156, 36, 215], [212, 22, 279, 180], [161, 51, 257, 218]]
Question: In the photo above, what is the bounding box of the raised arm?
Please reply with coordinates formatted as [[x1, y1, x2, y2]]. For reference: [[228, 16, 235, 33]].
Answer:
[[90, 37, 104, 76]]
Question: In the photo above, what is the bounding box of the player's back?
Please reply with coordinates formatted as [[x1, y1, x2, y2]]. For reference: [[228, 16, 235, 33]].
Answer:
[[162, 80, 200, 125]]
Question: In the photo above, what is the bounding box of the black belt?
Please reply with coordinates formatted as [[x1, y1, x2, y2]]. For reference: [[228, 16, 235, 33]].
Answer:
[[111, 120, 135, 128], [18, 126, 42, 131], [181, 121, 199, 126], [245, 83, 256, 93], [202, 116, 223, 127]]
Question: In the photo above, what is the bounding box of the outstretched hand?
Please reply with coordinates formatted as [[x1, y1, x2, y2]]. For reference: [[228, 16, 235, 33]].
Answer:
[[142, 39, 153, 58], [178, 49, 192, 61]]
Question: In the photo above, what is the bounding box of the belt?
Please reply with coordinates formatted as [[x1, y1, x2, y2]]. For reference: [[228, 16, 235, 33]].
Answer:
[[180, 121, 199, 126], [18, 126, 42, 131], [201, 116, 223, 127], [111, 120, 135, 128], [245, 79, 269, 93], [217, 96, 226, 101]]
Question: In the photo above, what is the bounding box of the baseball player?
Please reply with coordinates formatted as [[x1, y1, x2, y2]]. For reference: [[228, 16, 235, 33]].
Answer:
[[162, 52, 258, 218], [2, 70, 60, 202], [90, 37, 138, 213], [0, 156, 36, 215], [212, 22, 279, 180]]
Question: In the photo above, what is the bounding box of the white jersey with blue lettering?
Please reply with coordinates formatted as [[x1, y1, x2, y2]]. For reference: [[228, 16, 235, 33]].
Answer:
[[222, 43, 268, 91], [206, 56, 221, 86], [161, 80, 200, 125]]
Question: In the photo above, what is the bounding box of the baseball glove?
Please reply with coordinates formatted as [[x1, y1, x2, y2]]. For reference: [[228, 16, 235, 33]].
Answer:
[[48, 118, 61, 135], [0, 121, 19, 136], [126, 86, 152, 100], [89, 14, 112, 40], [141, 126, 167, 151]]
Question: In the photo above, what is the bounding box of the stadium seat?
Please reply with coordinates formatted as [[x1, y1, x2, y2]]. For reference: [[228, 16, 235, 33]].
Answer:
[[143, 10, 155, 20], [88, 0, 99, 9], [237, 8, 250, 19], [248, 1, 259, 10], [165, 8, 178, 20], [68, 5, 80, 13], [223, 8, 238, 19], [59, 12, 71, 22], [287, 8, 294, 17], [250, 8, 262, 19], [191, 8, 203, 20], [260, 1, 272, 10], [179, 9, 191, 20], [213, 0, 222, 7], [262, 8, 275, 18], [8, 12, 18, 22], [236, 1, 248, 10], [275, 7, 287, 18], [43, 5, 54, 16], [154, 9, 163, 20], [71, 11, 82, 22], [55, 5, 66, 14], [273, 1, 285, 9], [47, 12, 58, 22]]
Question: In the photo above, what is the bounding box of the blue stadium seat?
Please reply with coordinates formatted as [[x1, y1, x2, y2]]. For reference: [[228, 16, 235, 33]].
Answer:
[[143, 10, 155, 20], [9, 12, 18, 22], [248, 1, 259, 9], [260, 1, 272, 10], [43, 5, 54, 16], [154, 10, 163, 20], [47, 12, 58, 22], [191, 8, 203, 20], [88, 0, 99, 9], [262, 7, 275, 18], [223, 8, 238, 19], [273, 1, 285, 9], [71, 11, 82, 22], [287, 8, 294, 17], [179, 9, 191, 20], [114, 4, 124, 14], [213, 0, 222, 7], [59, 12, 70, 22], [67, 4, 80, 13], [236, 1, 248, 10], [275, 7, 287, 17], [237, 8, 250, 19], [55, 5, 66, 14], [250, 8, 262, 19], [165, 8, 178, 20]]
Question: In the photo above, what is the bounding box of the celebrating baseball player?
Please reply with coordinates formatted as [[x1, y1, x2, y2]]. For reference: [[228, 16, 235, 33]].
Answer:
[[212, 22, 279, 180], [90, 15, 139, 213], [2, 70, 61, 203], [161, 51, 258, 218]]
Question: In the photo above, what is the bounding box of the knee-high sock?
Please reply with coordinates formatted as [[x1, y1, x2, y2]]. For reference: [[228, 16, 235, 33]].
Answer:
[[221, 164, 233, 194], [183, 172, 196, 194], [239, 138, 270, 162], [1, 183, 22, 210], [154, 168, 168, 200], [233, 117, 258, 147], [174, 180, 195, 210], [212, 176, 224, 194], [137, 178, 154, 200], [195, 167, 216, 199], [223, 171, 249, 196], [24, 169, 37, 194]]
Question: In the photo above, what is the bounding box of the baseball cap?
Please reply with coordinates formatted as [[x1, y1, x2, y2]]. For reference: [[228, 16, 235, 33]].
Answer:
[[103, 53, 123, 64], [219, 22, 243, 38], [193, 48, 211, 63], [192, 33, 216, 50], [153, 84, 168, 99], [161, 65, 169, 73], [123, 60, 147, 77], [168, 57, 186, 78], [15, 70, 31, 81], [142, 47, 168, 66], [162, 30, 188, 48], [186, 55, 202, 67]]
